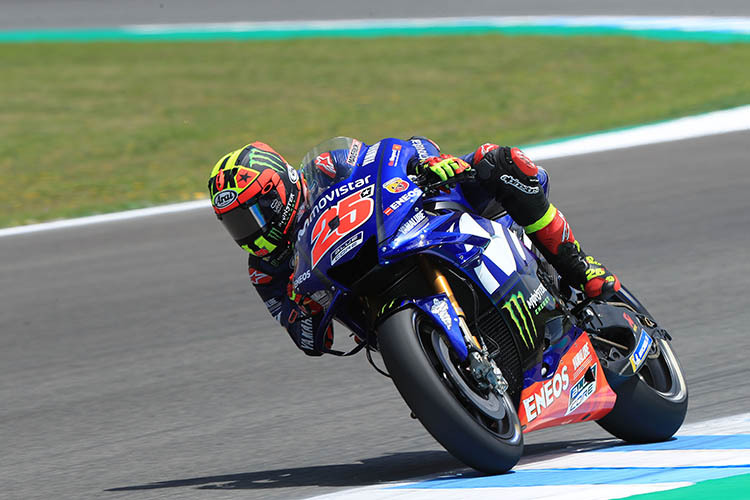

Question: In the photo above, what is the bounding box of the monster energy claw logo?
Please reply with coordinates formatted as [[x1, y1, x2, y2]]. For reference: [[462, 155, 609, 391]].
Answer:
[[267, 227, 283, 241], [249, 149, 287, 173], [502, 292, 537, 348]]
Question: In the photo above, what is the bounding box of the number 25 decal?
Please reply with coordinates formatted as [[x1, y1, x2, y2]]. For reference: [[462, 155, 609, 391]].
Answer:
[[311, 185, 374, 268]]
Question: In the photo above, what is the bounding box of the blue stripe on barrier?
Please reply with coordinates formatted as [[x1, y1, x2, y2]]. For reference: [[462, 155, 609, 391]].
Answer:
[[390, 465, 750, 489], [597, 435, 750, 452]]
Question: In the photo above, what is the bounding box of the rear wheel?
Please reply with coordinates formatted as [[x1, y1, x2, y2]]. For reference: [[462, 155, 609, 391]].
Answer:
[[595, 286, 688, 445], [378, 307, 523, 474], [597, 337, 687, 442]]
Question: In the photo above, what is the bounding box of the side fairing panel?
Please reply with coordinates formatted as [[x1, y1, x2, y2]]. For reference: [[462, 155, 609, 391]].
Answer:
[[451, 213, 537, 300], [520, 333, 616, 432]]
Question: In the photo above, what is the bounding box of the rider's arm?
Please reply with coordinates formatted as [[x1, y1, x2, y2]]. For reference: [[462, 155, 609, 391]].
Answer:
[[247, 255, 330, 356], [461, 143, 548, 195]]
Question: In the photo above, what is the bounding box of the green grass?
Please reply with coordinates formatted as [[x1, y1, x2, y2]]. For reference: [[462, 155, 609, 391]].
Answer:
[[2, 35, 750, 227]]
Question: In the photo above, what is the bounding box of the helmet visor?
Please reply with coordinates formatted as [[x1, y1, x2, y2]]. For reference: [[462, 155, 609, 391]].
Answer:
[[217, 202, 268, 242]]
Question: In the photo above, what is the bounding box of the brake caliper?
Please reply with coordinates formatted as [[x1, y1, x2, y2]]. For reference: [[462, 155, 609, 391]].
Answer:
[[469, 352, 509, 394]]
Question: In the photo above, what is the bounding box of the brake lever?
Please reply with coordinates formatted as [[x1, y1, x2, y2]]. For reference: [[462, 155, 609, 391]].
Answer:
[[417, 170, 477, 195]]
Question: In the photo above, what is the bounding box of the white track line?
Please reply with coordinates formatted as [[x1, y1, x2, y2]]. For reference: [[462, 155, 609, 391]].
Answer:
[[125, 16, 750, 35], [680, 412, 750, 434], [3, 105, 749, 238], [0, 200, 210, 237], [525, 105, 750, 160]]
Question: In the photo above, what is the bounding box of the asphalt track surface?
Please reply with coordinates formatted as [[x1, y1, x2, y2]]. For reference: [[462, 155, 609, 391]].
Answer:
[[2, 131, 750, 500], [3, 0, 750, 29], [3, 2, 750, 498]]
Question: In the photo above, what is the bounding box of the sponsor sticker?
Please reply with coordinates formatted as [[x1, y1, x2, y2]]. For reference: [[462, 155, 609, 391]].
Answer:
[[500, 174, 540, 194], [502, 291, 537, 348], [248, 268, 272, 285], [383, 177, 409, 194], [270, 198, 284, 214], [310, 184, 375, 268], [299, 316, 314, 349], [629, 329, 654, 372], [315, 152, 336, 178], [533, 296, 551, 314], [296, 175, 373, 244], [346, 139, 362, 166], [286, 164, 299, 183], [388, 144, 402, 166], [566, 364, 597, 415], [213, 189, 237, 209], [623, 312, 639, 332], [410, 138, 430, 160], [522, 366, 570, 422], [383, 187, 421, 216], [397, 210, 427, 236], [526, 283, 549, 312], [264, 297, 282, 319], [292, 269, 311, 288], [363, 141, 380, 165], [279, 191, 297, 228], [572, 341, 592, 371], [330, 230, 364, 266], [430, 298, 452, 329]]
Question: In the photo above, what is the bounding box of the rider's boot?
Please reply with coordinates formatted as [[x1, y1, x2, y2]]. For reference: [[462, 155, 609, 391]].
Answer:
[[525, 204, 621, 299]]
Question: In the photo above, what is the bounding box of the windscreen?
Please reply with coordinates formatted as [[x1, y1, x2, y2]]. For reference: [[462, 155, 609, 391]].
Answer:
[[299, 137, 361, 209]]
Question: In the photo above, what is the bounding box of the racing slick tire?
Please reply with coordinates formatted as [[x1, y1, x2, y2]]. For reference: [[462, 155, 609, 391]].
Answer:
[[378, 307, 523, 474]]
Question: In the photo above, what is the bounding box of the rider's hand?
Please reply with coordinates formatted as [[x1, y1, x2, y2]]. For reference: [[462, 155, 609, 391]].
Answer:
[[287, 278, 333, 355], [286, 279, 323, 316], [416, 154, 472, 183]]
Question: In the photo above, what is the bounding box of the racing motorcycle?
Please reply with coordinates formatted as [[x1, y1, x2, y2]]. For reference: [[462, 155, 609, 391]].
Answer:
[[292, 137, 688, 473]]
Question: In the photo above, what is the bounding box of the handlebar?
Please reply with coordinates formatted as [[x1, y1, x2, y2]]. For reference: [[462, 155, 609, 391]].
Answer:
[[413, 169, 477, 196]]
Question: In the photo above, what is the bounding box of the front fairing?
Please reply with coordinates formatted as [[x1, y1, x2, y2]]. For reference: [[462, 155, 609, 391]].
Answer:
[[294, 137, 376, 296], [294, 137, 431, 295]]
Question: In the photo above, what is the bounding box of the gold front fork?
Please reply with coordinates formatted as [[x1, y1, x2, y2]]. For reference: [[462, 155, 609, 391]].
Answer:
[[418, 256, 482, 351]]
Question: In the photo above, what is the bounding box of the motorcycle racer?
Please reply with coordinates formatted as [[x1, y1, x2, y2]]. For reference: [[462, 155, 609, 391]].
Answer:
[[208, 137, 620, 356]]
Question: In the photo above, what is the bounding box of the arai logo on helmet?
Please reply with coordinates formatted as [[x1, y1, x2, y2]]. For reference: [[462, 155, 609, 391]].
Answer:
[[213, 189, 237, 209]]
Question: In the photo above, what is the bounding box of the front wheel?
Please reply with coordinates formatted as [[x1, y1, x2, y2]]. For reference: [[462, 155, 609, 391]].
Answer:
[[597, 338, 688, 442], [377, 308, 523, 474]]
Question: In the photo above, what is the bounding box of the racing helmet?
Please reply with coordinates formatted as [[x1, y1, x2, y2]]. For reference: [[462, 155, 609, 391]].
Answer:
[[208, 141, 302, 259]]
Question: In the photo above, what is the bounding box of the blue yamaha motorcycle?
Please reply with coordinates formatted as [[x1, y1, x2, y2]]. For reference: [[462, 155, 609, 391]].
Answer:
[[293, 137, 688, 473]]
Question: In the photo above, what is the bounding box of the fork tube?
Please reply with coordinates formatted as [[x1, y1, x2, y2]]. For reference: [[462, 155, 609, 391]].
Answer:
[[419, 256, 465, 317], [418, 256, 481, 350]]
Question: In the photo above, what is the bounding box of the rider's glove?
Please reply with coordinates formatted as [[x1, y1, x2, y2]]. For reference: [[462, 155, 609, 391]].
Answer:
[[286, 280, 323, 316], [415, 154, 472, 183], [286, 278, 333, 355], [580, 255, 621, 300]]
